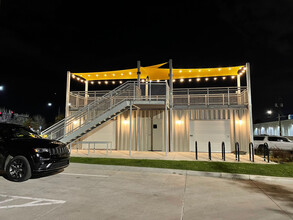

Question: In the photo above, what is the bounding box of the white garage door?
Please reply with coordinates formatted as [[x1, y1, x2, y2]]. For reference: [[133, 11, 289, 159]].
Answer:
[[189, 120, 231, 152]]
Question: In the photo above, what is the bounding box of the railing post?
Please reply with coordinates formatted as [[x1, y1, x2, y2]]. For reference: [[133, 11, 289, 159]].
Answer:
[[228, 88, 230, 105], [195, 141, 198, 160], [188, 89, 190, 106], [222, 141, 225, 161], [208, 141, 211, 160], [207, 88, 209, 105]]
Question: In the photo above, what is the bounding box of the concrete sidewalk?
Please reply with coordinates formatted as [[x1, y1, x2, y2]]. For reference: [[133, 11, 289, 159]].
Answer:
[[70, 149, 270, 164]]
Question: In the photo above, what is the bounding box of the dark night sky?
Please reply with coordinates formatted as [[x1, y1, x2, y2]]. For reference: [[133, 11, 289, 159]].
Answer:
[[0, 1, 293, 124]]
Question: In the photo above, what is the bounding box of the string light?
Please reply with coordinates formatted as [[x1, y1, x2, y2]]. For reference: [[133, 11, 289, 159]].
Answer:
[[91, 81, 94, 84], [157, 80, 160, 82], [222, 77, 226, 80], [214, 77, 217, 81], [119, 81, 123, 84], [121, 73, 123, 76], [96, 74, 99, 77], [98, 81, 101, 84], [196, 78, 200, 82], [179, 70, 182, 73], [77, 78, 80, 81], [218, 68, 221, 71], [180, 79, 184, 82], [129, 72, 132, 75], [173, 79, 176, 82], [72, 75, 76, 79], [80, 79, 84, 82], [205, 78, 209, 81], [189, 70, 191, 72], [105, 81, 108, 84], [188, 79, 192, 82], [112, 81, 115, 84], [231, 76, 235, 79]]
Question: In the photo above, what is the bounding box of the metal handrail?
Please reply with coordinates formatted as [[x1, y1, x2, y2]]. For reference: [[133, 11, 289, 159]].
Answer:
[[42, 81, 169, 141]]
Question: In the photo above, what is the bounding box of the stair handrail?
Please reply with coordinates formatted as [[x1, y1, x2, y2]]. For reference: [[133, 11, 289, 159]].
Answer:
[[42, 82, 134, 135]]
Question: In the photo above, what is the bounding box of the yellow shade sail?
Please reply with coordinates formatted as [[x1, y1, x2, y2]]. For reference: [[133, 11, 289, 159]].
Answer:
[[72, 63, 244, 81]]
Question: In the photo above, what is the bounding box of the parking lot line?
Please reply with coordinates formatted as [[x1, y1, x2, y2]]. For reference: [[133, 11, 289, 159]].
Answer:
[[60, 172, 109, 178]]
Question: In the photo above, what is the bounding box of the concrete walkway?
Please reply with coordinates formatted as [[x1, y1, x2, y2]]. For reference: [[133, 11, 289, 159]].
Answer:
[[70, 149, 270, 164]]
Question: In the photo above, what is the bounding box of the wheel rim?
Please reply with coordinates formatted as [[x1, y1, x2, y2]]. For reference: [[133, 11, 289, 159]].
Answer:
[[9, 159, 26, 179]]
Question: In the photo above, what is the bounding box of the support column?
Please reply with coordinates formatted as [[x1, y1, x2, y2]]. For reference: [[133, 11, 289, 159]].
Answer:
[[165, 101, 168, 156], [237, 74, 241, 104], [65, 71, 71, 117], [169, 59, 173, 152], [84, 80, 89, 106], [137, 109, 140, 151], [137, 60, 141, 88], [246, 63, 254, 144], [129, 103, 132, 156]]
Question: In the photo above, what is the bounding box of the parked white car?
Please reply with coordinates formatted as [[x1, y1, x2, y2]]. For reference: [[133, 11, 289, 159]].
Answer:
[[254, 135, 293, 151]]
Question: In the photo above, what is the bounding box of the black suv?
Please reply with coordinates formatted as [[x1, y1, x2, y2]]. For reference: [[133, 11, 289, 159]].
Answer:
[[0, 123, 70, 182]]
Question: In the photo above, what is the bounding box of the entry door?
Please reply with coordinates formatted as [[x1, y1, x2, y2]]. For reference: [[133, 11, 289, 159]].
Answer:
[[189, 120, 231, 152], [152, 118, 163, 151]]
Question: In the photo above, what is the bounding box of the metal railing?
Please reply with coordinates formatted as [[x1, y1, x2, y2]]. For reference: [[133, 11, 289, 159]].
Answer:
[[69, 90, 110, 108], [173, 87, 248, 106], [42, 81, 169, 141]]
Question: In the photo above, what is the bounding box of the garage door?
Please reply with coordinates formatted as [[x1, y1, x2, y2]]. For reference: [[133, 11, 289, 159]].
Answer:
[[189, 120, 231, 152]]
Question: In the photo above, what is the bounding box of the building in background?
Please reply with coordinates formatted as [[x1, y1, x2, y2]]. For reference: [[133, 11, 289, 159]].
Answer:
[[254, 118, 293, 137], [42, 61, 253, 154]]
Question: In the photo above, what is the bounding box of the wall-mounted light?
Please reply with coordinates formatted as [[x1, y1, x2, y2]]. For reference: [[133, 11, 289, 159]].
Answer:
[[176, 120, 183, 125]]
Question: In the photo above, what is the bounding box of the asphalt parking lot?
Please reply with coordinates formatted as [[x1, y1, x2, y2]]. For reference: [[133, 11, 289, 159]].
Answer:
[[1, 163, 293, 220]]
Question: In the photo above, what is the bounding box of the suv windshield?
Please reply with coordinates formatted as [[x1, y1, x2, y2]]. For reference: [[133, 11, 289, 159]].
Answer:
[[11, 127, 40, 139]]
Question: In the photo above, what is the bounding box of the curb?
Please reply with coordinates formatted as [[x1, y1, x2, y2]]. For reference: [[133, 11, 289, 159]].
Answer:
[[70, 162, 293, 182]]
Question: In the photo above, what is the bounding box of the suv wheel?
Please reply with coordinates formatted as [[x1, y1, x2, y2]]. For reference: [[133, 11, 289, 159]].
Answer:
[[5, 156, 32, 182]]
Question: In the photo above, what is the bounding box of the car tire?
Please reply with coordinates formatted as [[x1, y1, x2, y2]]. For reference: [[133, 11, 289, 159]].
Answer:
[[4, 156, 32, 182]]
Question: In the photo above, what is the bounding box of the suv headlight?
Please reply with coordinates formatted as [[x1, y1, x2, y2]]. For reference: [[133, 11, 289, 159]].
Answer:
[[34, 148, 49, 153]]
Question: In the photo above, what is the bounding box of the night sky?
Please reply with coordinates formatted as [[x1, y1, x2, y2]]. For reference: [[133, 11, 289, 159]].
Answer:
[[1, 1, 293, 124]]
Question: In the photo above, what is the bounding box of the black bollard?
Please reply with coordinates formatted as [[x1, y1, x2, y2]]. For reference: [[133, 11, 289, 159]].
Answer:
[[263, 143, 267, 161], [264, 143, 269, 163], [249, 142, 254, 162], [235, 142, 238, 160], [249, 142, 251, 161], [208, 141, 211, 160], [237, 144, 240, 162], [222, 142, 225, 161], [195, 141, 198, 160]]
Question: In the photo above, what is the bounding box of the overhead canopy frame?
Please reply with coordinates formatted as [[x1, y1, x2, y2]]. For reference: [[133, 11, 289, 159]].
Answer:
[[72, 63, 245, 81]]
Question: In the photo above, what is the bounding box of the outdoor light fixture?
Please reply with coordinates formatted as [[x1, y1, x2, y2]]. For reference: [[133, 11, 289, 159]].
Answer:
[[231, 76, 235, 79], [176, 120, 183, 125], [173, 79, 176, 82], [0, 85, 4, 91], [123, 120, 129, 125], [205, 78, 209, 81], [218, 68, 221, 71], [73, 120, 78, 125], [98, 81, 101, 84], [91, 81, 94, 84], [72, 75, 75, 78], [119, 81, 123, 84], [214, 77, 217, 81], [112, 81, 115, 84], [48, 103, 52, 107], [105, 81, 108, 84], [222, 77, 226, 80], [188, 79, 192, 82], [196, 78, 200, 82], [238, 120, 243, 125], [180, 79, 184, 82], [267, 110, 273, 115]]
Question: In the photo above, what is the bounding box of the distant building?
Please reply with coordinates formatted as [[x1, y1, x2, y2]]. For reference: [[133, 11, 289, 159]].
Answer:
[[0, 109, 29, 125], [254, 119, 293, 137]]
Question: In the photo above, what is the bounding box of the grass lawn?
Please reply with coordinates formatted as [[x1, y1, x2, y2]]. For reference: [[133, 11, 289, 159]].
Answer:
[[70, 157, 293, 178]]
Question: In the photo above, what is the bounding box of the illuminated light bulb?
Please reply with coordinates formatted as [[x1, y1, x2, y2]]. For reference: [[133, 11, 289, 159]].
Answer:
[[113, 74, 115, 76], [229, 68, 231, 70], [222, 77, 226, 80], [214, 77, 217, 81], [105, 81, 108, 84], [176, 120, 183, 125], [121, 73, 123, 76], [218, 68, 221, 71], [91, 81, 94, 84], [196, 78, 200, 82], [129, 72, 132, 75], [173, 79, 176, 82], [149, 80, 152, 82], [96, 74, 99, 77], [239, 67, 241, 69], [238, 120, 243, 125], [208, 69, 210, 71], [73, 120, 78, 125], [123, 120, 129, 125], [119, 81, 123, 84], [77, 78, 80, 81], [72, 75, 76, 78], [157, 80, 160, 82], [112, 81, 115, 84], [244, 67, 247, 70], [188, 79, 192, 82], [80, 79, 84, 82], [179, 70, 182, 73], [231, 76, 235, 79], [180, 79, 184, 82], [205, 78, 209, 81], [198, 70, 201, 72], [189, 70, 191, 72], [98, 81, 101, 84], [141, 79, 145, 82], [88, 75, 90, 77]]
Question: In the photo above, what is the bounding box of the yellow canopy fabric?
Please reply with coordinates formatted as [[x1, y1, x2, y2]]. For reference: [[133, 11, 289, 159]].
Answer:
[[72, 63, 244, 81]]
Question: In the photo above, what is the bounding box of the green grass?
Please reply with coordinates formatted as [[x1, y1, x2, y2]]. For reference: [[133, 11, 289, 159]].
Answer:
[[70, 157, 293, 178]]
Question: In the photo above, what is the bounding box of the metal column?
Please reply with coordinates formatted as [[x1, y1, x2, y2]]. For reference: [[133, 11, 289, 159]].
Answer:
[[129, 103, 132, 156], [165, 101, 168, 156], [84, 80, 89, 106], [169, 59, 173, 152], [65, 71, 71, 117], [246, 63, 254, 144]]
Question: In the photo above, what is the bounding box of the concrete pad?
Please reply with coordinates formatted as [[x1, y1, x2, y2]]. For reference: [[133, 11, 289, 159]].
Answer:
[[0, 163, 292, 220]]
